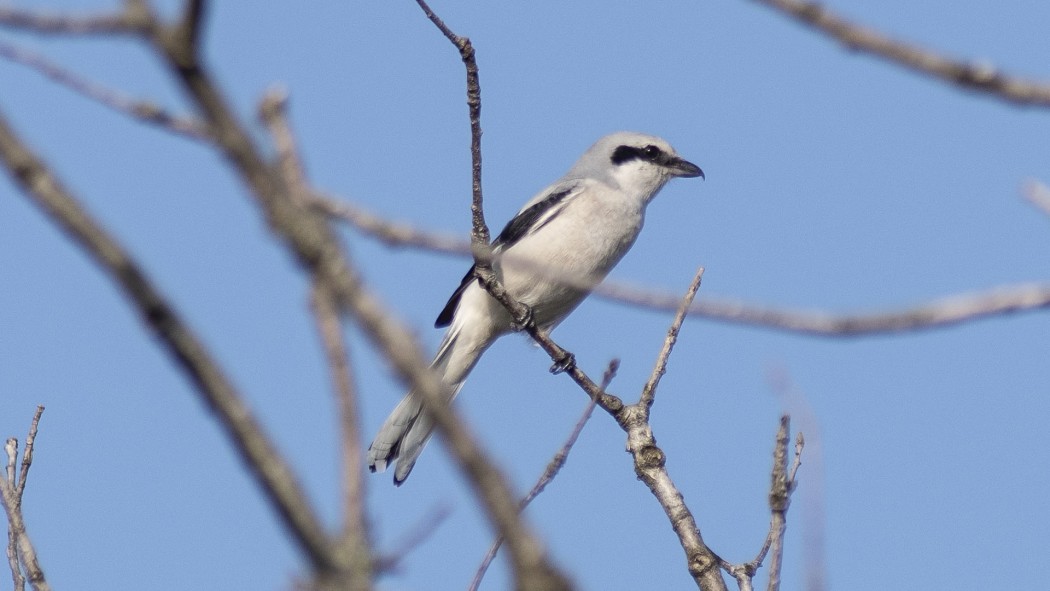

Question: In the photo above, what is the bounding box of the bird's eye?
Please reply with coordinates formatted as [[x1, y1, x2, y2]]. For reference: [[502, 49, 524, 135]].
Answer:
[[642, 145, 661, 160]]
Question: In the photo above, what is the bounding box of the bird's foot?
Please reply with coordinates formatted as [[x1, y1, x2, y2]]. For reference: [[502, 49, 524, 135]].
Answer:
[[549, 352, 576, 375], [511, 304, 535, 332]]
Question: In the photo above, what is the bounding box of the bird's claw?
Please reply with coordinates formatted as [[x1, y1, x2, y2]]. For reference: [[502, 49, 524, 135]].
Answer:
[[549, 352, 576, 375], [511, 304, 535, 332]]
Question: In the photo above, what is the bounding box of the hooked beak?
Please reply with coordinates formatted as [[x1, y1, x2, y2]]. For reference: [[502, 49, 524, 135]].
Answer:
[[669, 157, 704, 180]]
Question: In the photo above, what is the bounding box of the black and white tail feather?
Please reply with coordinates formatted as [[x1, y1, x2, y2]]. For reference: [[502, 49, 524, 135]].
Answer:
[[367, 131, 703, 485]]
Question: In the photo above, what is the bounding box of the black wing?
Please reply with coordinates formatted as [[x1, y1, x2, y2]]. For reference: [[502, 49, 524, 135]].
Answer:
[[434, 185, 576, 328], [435, 265, 476, 328], [491, 186, 575, 249]]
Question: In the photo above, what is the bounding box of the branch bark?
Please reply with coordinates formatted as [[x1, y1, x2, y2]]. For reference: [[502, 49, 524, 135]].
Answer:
[[0, 40, 209, 140], [2, 407, 49, 591], [747, 0, 1050, 107]]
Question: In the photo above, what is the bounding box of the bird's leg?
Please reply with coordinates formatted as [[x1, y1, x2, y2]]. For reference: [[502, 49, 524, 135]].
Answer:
[[536, 326, 576, 374]]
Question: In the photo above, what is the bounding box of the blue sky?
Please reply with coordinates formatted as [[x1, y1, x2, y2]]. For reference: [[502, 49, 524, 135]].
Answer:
[[2, 1, 1049, 589]]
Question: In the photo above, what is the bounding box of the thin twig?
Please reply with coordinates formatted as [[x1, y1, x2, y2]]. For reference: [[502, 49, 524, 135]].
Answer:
[[756, 416, 796, 591], [748, 0, 1050, 107], [524, 360, 618, 505], [765, 367, 825, 591], [639, 267, 705, 412], [311, 193, 470, 253], [310, 284, 372, 581], [412, 0, 488, 246], [0, 40, 209, 140], [16, 407, 45, 499], [374, 503, 453, 573], [720, 418, 798, 591], [469, 360, 619, 591], [1, 409, 50, 591], [3, 440, 13, 491]]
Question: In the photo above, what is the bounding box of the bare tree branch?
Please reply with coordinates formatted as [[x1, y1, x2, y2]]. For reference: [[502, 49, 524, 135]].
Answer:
[[521, 360, 617, 510], [640, 267, 704, 411], [4, 438, 23, 591], [15, 407, 44, 500], [412, 0, 488, 246], [2, 408, 49, 591], [309, 283, 373, 585], [765, 368, 825, 591], [0, 480, 46, 591], [747, 0, 1050, 107], [721, 418, 802, 591], [0, 6, 148, 35], [279, 98, 368, 578], [258, 88, 310, 205], [177, 0, 207, 49], [0, 40, 209, 140], [0, 108, 337, 574], [753, 417, 801, 591], [613, 275, 727, 591], [691, 284, 1050, 335]]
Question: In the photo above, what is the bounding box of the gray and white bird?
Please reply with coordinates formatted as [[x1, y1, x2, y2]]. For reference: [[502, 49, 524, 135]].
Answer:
[[368, 131, 704, 484]]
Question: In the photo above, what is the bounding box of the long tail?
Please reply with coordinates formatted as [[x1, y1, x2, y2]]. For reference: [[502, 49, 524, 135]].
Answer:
[[367, 323, 489, 485]]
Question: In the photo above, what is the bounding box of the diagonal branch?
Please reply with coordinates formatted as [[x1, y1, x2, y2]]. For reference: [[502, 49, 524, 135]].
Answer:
[[747, 0, 1050, 107], [0, 108, 337, 574], [615, 276, 727, 591], [309, 283, 373, 583], [14, 407, 44, 500], [640, 267, 704, 412], [315, 193, 1050, 336], [0, 40, 209, 140]]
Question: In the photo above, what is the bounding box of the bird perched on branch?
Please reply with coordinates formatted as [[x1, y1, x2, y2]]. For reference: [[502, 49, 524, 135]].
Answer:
[[368, 131, 704, 484]]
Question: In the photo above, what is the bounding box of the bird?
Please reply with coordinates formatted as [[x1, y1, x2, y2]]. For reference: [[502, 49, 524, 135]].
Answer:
[[367, 131, 704, 484]]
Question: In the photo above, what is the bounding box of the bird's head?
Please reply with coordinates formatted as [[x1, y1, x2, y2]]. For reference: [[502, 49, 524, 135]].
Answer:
[[570, 132, 703, 201]]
